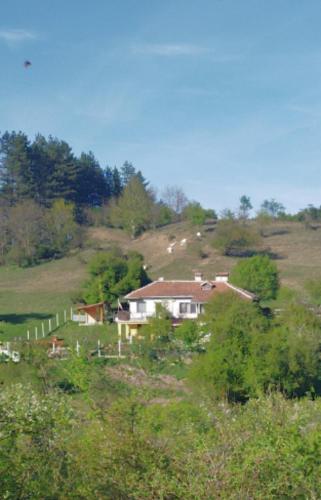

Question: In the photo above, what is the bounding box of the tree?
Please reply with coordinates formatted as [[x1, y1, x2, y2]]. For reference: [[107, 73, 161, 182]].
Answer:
[[0, 202, 10, 263], [161, 185, 188, 215], [230, 255, 279, 301], [75, 152, 107, 207], [112, 166, 123, 197], [189, 292, 267, 401], [120, 161, 136, 186], [260, 199, 285, 218], [175, 320, 200, 349], [0, 131, 32, 204], [7, 200, 46, 266], [83, 249, 150, 306], [110, 176, 154, 237], [183, 202, 208, 226], [212, 220, 261, 256], [239, 195, 252, 219], [44, 199, 81, 257], [262, 304, 321, 397], [151, 202, 174, 227]]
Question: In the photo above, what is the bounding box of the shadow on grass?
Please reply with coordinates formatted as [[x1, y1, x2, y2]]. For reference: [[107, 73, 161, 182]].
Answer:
[[0, 313, 50, 325], [226, 248, 285, 260]]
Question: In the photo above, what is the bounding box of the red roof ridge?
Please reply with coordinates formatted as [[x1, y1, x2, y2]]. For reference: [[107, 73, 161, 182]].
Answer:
[[125, 280, 159, 299]]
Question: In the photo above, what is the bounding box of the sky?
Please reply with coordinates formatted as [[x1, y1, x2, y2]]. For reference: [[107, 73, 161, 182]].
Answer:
[[1, 0, 321, 213]]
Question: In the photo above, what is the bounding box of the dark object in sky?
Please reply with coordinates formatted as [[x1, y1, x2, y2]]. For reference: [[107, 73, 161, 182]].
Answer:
[[23, 60, 32, 68]]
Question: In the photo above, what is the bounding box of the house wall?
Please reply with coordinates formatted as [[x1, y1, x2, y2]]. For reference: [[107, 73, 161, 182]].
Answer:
[[129, 299, 199, 319]]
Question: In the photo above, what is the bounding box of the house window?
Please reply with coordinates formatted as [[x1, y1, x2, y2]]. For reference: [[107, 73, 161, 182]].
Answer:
[[179, 303, 197, 314], [137, 301, 146, 313]]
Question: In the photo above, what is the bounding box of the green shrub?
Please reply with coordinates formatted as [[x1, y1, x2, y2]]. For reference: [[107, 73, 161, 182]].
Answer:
[[230, 254, 279, 301]]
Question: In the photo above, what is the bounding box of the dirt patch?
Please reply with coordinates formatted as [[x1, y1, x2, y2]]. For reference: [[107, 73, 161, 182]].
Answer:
[[106, 364, 188, 392]]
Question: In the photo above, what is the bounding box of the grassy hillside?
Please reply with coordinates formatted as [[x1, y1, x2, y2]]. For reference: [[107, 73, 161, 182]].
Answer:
[[1, 219, 321, 339], [89, 219, 321, 287]]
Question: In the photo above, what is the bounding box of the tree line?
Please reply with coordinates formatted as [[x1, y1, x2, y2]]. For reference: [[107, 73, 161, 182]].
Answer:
[[2, 130, 321, 267], [0, 131, 149, 210]]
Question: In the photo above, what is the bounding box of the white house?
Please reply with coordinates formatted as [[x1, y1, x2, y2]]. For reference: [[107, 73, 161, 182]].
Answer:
[[115, 272, 255, 338]]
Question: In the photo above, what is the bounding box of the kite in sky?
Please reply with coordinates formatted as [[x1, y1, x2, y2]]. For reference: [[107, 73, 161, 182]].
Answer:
[[23, 60, 32, 68]]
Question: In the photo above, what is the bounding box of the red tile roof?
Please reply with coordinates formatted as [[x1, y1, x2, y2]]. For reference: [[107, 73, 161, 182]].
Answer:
[[125, 280, 255, 302]]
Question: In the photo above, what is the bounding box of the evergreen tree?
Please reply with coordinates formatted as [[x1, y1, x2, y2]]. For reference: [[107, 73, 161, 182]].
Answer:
[[76, 152, 107, 206], [112, 167, 123, 197], [0, 131, 32, 204], [104, 166, 115, 198], [120, 161, 136, 186]]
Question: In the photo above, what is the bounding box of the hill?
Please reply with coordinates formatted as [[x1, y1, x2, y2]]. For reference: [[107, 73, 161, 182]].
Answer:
[[1, 219, 321, 339]]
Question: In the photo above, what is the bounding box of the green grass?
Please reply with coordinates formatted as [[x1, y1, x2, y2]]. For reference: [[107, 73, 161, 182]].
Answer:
[[56, 321, 118, 349]]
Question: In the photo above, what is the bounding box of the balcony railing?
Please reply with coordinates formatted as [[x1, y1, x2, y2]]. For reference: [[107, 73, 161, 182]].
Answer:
[[130, 312, 155, 320]]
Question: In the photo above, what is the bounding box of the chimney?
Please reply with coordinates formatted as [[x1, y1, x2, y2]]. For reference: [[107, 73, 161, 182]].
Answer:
[[194, 271, 203, 282], [215, 272, 229, 283]]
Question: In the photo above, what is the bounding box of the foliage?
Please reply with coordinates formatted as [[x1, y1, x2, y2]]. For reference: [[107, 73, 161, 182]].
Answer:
[[1, 384, 321, 499], [212, 219, 261, 256], [239, 194, 252, 219], [305, 278, 321, 306], [183, 201, 216, 226], [190, 293, 321, 401], [259, 198, 285, 218], [161, 185, 189, 215], [83, 249, 150, 305], [189, 293, 267, 401], [174, 320, 201, 349], [0, 385, 73, 499], [110, 176, 154, 237], [296, 204, 321, 229], [230, 254, 279, 301], [0, 199, 81, 266], [142, 304, 173, 343], [262, 305, 321, 397]]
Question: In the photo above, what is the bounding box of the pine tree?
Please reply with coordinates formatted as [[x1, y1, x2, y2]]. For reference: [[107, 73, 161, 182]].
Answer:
[[76, 152, 107, 206], [112, 167, 122, 197], [120, 161, 136, 186], [0, 131, 32, 204]]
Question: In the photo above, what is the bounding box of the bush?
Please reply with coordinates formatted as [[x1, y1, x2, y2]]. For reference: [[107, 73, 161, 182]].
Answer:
[[212, 220, 261, 256], [174, 320, 200, 350]]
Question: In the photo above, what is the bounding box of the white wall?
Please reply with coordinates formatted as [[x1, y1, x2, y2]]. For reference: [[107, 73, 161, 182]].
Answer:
[[129, 299, 199, 319]]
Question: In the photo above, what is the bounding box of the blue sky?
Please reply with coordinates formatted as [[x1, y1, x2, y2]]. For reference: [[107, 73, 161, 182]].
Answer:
[[1, 0, 321, 213]]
